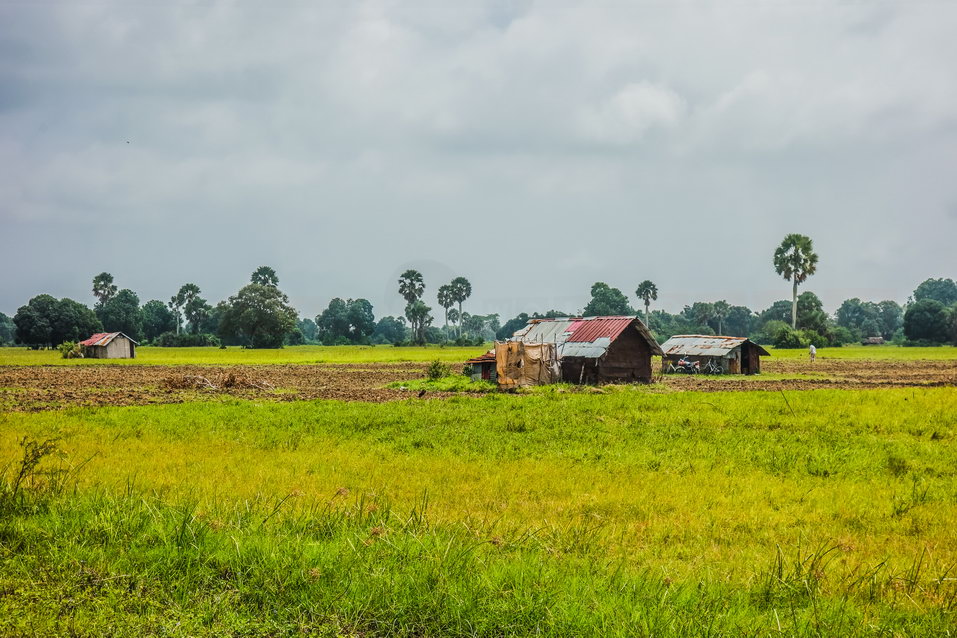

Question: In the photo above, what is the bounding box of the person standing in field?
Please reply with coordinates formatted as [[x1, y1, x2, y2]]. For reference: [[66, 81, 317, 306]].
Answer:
[[809, 344, 816, 362]]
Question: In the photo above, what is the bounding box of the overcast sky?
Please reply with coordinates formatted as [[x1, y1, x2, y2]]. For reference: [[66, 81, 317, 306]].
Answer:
[[1, 0, 955, 320]]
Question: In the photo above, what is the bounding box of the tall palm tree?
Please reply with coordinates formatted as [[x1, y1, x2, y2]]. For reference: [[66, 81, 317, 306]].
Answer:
[[251, 266, 279, 287], [773, 234, 819, 328], [635, 280, 657, 327], [437, 284, 454, 335], [92, 272, 117, 306], [712, 300, 730, 335], [398, 270, 425, 342], [449, 277, 471, 336]]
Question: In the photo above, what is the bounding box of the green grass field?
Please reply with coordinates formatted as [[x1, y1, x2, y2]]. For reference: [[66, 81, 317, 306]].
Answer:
[[1, 343, 955, 367], [2, 387, 955, 636], [0, 344, 489, 366]]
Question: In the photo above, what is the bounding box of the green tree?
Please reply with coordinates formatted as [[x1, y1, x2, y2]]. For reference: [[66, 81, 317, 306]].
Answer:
[[14, 295, 101, 347], [372, 316, 407, 344], [316, 298, 350, 344], [96, 289, 142, 339], [635, 280, 658, 327], [773, 234, 819, 328], [398, 270, 426, 343], [251, 266, 279, 288], [405, 300, 433, 345], [140, 300, 177, 342], [183, 295, 212, 335], [92, 272, 117, 306], [346, 299, 376, 343], [0, 312, 15, 345], [298, 318, 318, 343], [724, 306, 755, 338], [913, 278, 957, 306], [876, 301, 903, 340], [219, 283, 298, 348], [437, 284, 455, 335], [583, 282, 634, 316], [712, 300, 731, 335], [903, 299, 952, 343], [449, 277, 472, 336]]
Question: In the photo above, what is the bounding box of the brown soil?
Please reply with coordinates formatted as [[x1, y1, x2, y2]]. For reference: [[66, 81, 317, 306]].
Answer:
[[1, 358, 954, 413]]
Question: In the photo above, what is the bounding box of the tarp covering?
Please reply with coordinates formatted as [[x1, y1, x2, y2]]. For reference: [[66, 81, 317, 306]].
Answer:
[[495, 341, 560, 388]]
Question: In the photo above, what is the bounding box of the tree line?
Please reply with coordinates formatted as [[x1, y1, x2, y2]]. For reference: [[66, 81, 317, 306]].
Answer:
[[2, 234, 955, 348]]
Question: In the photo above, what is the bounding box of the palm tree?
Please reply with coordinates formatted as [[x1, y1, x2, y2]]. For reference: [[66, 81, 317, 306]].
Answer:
[[398, 270, 425, 342], [437, 284, 454, 336], [92, 272, 117, 306], [251, 266, 279, 287], [712, 300, 730, 335], [449, 277, 472, 336], [635, 280, 657, 327], [773, 234, 819, 328]]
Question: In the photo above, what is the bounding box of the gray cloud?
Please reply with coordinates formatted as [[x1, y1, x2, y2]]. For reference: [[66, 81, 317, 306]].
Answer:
[[1, 0, 955, 318]]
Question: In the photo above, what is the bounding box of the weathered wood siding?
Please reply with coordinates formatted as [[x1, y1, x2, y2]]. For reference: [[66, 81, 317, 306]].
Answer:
[[88, 335, 135, 359]]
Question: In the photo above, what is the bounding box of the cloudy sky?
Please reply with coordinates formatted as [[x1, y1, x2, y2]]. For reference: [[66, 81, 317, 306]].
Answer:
[[1, 0, 955, 320]]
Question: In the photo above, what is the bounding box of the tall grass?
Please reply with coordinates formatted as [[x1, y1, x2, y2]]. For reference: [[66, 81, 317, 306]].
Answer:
[[1, 387, 955, 634]]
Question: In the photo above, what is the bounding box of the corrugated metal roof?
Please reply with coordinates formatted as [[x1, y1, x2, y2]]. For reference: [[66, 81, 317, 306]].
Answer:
[[660, 335, 769, 357], [464, 351, 496, 364], [566, 317, 635, 343], [510, 316, 663, 359], [79, 332, 138, 347]]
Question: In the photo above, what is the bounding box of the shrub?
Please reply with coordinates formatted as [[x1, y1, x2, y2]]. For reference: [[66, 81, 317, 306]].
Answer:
[[154, 332, 222, 347], [57, 341, 83, 359], [427, 359, 452, 380], [773, 326, 809, 349]]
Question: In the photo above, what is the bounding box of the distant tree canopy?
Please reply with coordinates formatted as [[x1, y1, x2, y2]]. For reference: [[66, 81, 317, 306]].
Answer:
[[635, 281, 658, 326], [460, 313, 500, 342], [496, 310, 569, 340], [96, 288, 142, 340], [835, 298, 902, 341], [14, 295, 101, 347], [773, 234, 818, 328], [218, 281, 298, 348], [315, 298, 376, 345], [140, 300, 177, 342], [0, 312, 15, 345], [449, 277, 472, 335], [372, 316, 407, 344], [904, 299, 954, 344], [913, 278, 957, 307], [583, 282, 634, 316], [297, 318, 318, 343], [398, 270, 431, 345]]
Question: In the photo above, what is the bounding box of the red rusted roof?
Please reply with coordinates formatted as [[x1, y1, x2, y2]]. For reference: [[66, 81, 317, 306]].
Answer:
[[464, 352, 496, 364], [565, 316, 635, 343], [79, 332, 138, 347]]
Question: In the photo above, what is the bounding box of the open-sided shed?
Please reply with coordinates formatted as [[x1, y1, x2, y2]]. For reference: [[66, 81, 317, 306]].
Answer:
[[80, 332, 138, 359], [660, 335, 769, 375], [499, 316, 663, 386]]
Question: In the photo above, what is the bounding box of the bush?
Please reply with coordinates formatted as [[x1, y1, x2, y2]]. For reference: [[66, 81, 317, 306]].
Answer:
[[154, 332, 222, 347], [773, 326, 809, 349], [57, 341, 83, 359], [427, 359, 452, 380]]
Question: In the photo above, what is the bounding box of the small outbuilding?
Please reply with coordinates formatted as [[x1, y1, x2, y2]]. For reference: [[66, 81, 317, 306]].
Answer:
[[660, 335, 769, 375], [464, 351, 498, 382], [80, 332, 138, 359], [498, 316, 663, 387]]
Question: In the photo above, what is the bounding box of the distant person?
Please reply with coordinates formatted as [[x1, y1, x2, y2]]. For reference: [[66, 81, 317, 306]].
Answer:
[[809, 344, 816, 362]]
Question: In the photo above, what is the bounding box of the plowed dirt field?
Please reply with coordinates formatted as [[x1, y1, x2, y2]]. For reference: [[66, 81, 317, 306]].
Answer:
[[1, 358, 955, 412]]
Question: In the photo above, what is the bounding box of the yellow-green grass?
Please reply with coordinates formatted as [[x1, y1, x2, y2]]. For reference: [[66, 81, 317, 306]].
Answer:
[[2, 387, 955, 635], [768, 344, 957, 360], [0, 344, 488, 366]]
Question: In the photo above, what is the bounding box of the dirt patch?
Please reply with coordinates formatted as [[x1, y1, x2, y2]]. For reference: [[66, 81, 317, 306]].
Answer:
[[0, 358, 954, 412], [661, 357, 957, 392], [0, 363, 447, 412]]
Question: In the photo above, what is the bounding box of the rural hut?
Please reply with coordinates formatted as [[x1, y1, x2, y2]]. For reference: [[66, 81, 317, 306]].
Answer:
[[80, 332, 138, 359], [497, 316, 662, 388], [659, 335, 769, 375], [464, 351, 498, 382]]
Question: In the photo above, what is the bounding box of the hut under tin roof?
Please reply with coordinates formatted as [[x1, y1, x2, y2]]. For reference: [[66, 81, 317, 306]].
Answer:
[[79, 332, 138, 359], [659, 335, 769, 375]]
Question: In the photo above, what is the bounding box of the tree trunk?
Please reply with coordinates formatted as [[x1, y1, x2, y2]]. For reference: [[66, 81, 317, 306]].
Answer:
[[791, 280, 798, 329], [718, 319, 723, 335], [458, 302, 463, 337], [644, 301, 650, 327]]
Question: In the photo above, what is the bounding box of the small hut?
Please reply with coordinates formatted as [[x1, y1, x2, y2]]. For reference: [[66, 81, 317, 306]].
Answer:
[[464, 351, 497, 382], [498, 316, 662, 387], [80, 332, 138, 359], [659, 335, 768, 375]]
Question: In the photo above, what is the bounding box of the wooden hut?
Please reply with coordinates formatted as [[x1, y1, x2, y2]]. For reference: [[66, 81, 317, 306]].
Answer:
[[464, 351, 497, 382], [499, 316, 662, 387], [80, 332, 138, 359], [659, 335, 768, 375]]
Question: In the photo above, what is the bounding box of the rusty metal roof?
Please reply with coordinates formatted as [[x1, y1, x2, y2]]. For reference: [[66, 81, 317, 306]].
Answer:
[[79, 332, 138, 347], [660, 335, 769, 357], [510, 316, 662, 359], [464, 351, 496, 364]]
